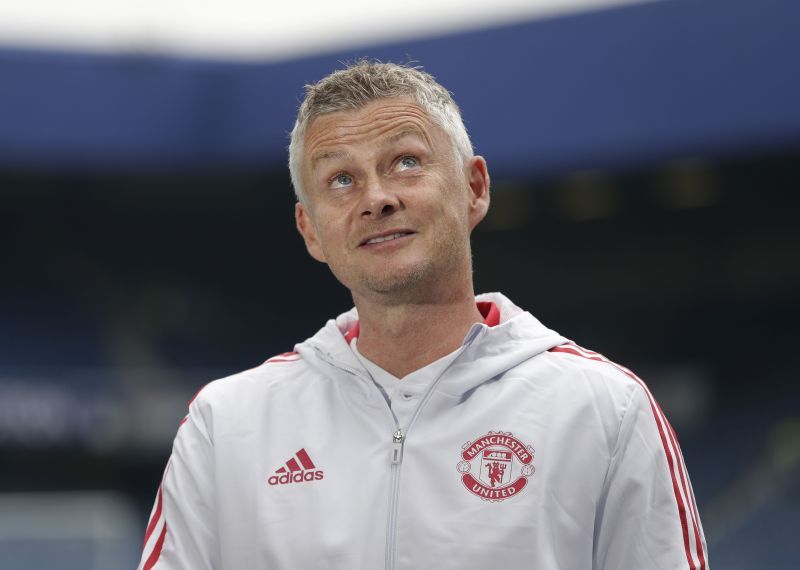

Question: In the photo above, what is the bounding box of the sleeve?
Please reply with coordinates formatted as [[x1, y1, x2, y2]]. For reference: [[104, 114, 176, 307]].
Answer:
[[593, 384, 709, 570], [138, 399, 219, 570]]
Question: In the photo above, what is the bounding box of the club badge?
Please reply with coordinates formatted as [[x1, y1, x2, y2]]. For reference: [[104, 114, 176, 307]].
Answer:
[[456, 431, 535, 502]]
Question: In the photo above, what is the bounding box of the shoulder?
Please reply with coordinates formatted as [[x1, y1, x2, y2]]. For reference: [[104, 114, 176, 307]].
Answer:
[[542, 342, 652, 417], [546, 342, 643, 388], [189, 351, 309, 412]]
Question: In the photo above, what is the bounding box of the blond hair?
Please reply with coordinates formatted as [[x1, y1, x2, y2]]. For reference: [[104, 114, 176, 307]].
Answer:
[[288, 60, 473, 202]]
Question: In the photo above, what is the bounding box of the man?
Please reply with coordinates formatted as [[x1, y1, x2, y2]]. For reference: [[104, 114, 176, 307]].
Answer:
[[139, 61, 708, 569]]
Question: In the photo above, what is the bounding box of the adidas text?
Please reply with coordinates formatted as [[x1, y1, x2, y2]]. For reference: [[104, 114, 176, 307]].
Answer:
[[268, 470, 324, 486]]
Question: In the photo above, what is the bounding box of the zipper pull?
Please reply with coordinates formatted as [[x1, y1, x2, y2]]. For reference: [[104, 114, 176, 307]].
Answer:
[[391, 429, 405, 464]]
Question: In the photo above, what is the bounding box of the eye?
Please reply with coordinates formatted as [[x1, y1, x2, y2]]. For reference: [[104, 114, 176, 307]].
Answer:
[[330, 173, 353, 189], [397, 156, 419, 170]]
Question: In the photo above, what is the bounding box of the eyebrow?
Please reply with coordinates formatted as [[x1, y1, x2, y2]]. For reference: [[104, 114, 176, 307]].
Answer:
[[384, 128, 426, 146], [310, 149, 353, 171]]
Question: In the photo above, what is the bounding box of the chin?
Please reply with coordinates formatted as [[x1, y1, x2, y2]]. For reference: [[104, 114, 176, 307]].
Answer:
[[361, 264, 430, 295]]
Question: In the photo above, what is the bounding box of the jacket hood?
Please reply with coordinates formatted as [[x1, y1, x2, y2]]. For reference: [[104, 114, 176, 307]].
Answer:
[[294, 292, 568, 398]]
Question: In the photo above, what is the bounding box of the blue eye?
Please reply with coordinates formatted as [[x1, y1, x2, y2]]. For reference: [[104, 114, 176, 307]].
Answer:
[[331, 173, 353, 188], [399, 156, 418, 169]]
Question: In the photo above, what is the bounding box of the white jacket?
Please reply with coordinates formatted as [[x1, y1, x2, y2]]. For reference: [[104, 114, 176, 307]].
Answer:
[[139, 293, 708, 570]]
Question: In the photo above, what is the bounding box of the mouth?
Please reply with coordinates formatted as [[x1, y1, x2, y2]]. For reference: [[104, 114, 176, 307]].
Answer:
[[360, 230, 415, 247]]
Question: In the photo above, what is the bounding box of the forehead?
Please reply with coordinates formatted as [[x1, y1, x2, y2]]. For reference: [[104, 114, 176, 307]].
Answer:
[[303, 99, 438, 162]]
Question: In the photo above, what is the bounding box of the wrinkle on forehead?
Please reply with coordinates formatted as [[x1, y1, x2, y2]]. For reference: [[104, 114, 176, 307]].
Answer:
[[305, 101, 437, 169]]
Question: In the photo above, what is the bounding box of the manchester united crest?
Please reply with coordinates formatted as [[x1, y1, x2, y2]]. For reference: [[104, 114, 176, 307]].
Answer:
[[456, 431, 535, 502]]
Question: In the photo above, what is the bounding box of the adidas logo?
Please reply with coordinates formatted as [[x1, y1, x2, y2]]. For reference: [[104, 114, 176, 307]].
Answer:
[[267, 448, 324, 486]]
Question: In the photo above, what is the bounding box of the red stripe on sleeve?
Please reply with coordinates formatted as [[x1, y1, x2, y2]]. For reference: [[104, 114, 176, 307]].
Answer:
[[666, 420, 707, 569], [142, 485, 163, 548], [263, 351, 301, 364], [636, 377, 697, 569], [143, 523, 167, 570]]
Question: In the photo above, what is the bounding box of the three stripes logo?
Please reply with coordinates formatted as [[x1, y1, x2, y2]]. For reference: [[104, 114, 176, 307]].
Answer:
[[267, 448, 324, 486]]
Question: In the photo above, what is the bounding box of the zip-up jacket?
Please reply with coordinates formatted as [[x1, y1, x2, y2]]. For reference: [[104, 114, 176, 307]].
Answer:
[[139, 292, 708, 569]]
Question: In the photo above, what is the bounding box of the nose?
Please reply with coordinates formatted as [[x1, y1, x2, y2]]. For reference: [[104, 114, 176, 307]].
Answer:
[[360, 177, 401, 220]]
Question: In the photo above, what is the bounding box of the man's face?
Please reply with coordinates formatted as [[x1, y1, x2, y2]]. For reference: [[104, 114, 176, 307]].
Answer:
[[295, 98, 489, 300]]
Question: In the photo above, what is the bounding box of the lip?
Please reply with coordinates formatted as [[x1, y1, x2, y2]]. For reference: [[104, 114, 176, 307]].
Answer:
[[358, 229, 416, 248]]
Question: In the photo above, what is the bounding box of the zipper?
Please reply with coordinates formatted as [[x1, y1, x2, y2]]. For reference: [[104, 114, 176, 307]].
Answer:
[[386, 428, 403, 570], [383, 337, 480, 570], [391, 429, 405, 464], [312, 332, 484, 570]]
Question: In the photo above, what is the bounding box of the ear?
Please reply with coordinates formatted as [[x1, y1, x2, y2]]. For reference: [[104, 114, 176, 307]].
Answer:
[[295, 202, 327, 263], [466, 156, 491, 230]]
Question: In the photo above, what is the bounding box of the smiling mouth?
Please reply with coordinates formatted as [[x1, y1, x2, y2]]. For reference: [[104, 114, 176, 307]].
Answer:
[[361, 231, 414, 246]]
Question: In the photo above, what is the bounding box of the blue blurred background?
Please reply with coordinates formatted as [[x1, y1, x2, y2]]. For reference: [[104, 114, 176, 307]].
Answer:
[[1, 0, 799, 568]]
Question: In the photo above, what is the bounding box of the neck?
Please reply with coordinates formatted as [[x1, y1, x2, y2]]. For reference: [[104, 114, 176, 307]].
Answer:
[[352, 279, 483, 378]]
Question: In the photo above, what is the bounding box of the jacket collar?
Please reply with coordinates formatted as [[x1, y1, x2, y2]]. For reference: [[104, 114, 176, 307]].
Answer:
[[295, 292, 567, 397]]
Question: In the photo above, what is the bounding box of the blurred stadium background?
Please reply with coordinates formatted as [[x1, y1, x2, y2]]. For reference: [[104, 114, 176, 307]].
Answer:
[[1, 0, 799, 568]]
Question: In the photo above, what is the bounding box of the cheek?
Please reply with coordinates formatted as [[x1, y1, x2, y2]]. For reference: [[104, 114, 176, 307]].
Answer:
[[437, 184, 471, 225], [316, 217, 349, 253]]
